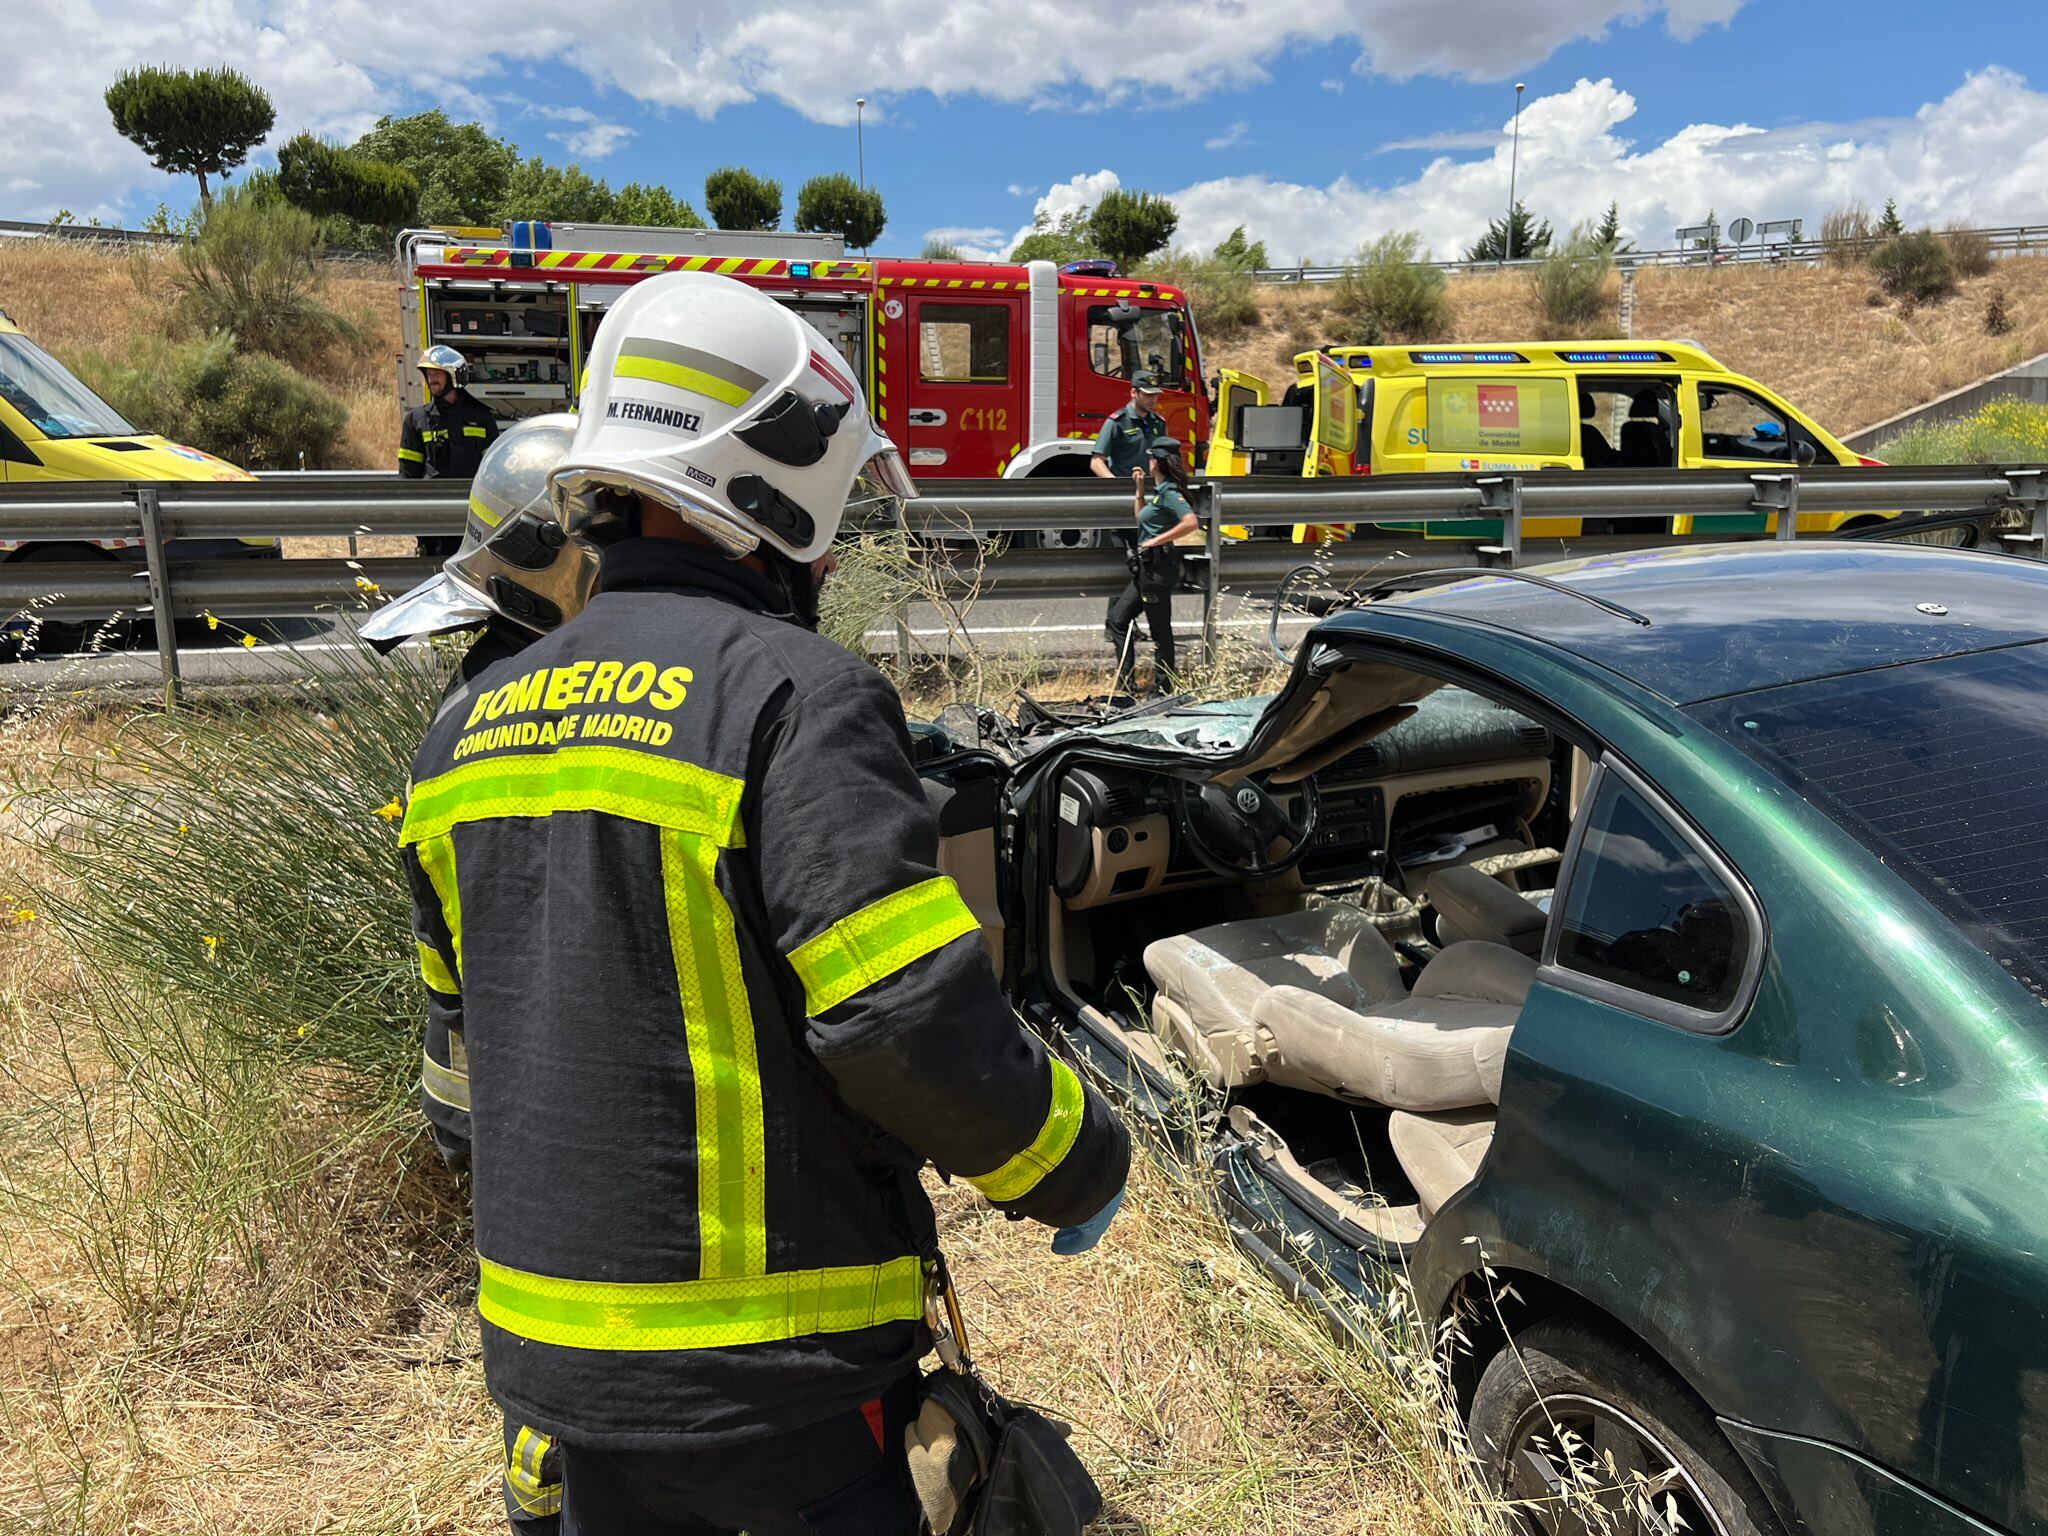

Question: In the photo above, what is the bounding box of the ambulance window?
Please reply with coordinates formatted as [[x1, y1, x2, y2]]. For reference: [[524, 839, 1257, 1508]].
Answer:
[[1699, 382, 1833, 464], [1425, 376, 1573, 457], [919, 304, 1010, 386], [1089, 307, 1186, 386]]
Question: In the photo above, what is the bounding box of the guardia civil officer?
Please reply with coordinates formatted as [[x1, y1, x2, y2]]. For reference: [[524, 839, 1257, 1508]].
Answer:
[[369, 414, 599, 1532], [397, 272, 1130, 1535], [400, 344, 500, 557], [1107, 441, 1201, 697], [1087, 368, 1170, 493]]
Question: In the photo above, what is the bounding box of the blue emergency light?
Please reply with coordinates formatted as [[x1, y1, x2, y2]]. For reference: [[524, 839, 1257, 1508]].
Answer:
[[791, 263, 812, 278], [1558, 350, 1673, 364], [1409, 350, 1528, 365]]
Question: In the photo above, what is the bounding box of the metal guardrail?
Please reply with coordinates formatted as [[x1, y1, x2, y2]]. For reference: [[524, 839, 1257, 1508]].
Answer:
[[3, 467, 2045, 700], [1252, 223, 2048, 283]]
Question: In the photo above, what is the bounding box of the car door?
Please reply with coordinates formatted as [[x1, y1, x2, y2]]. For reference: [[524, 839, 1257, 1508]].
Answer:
[[1681, 377, 1848, 534], [897, 295, 1025, 478]]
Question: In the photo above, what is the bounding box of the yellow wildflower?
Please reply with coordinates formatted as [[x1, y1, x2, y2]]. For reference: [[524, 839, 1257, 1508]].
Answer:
[[202, 934, 220, 958], [241, 633, 259, 649], [10, 908, 34, 925], [177, 823, 189, 836], [374, 797, 403, 823], [203, 611, 219, 631], [355, 576, 382, 595], [296, 1024, 311, 1038]]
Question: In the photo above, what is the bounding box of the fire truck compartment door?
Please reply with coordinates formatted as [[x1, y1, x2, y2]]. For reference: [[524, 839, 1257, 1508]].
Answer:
[[901, 296, 1025, 477]]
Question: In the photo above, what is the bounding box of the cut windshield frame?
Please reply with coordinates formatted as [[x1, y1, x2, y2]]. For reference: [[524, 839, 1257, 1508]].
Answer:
[[1689, 641, 2048, 1009], [0, 333, 136, 439], [1088, 305, 1187, 389]]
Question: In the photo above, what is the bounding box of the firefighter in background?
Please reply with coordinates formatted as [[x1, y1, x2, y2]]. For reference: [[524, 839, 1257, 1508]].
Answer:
[[1087, 368, 1169, 490], [400, 344, 500, 558], [365, 414, 597, 1531], [1107, 440, 1201, 698], [399, 272, 1129, 1534]]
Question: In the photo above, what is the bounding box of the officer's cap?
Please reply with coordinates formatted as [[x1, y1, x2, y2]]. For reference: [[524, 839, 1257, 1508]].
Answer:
[[1130, 370, 1164, 395]]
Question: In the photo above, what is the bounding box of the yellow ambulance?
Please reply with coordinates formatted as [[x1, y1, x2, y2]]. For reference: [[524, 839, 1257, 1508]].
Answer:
[[1204, 340, 1884, 540], [0, 309, 271, 562]]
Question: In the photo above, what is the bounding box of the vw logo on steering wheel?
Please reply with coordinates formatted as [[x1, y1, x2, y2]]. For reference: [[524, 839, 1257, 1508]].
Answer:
[[1234, 785, 1262, 813]]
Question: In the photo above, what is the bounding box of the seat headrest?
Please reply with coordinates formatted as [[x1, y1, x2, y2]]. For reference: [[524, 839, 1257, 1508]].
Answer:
[[1430, 865, 1547, 957]]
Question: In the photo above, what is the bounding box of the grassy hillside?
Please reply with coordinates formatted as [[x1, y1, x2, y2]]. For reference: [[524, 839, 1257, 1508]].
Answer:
[[0, 241, 401, 469], [1207, 258, 2048, 441]]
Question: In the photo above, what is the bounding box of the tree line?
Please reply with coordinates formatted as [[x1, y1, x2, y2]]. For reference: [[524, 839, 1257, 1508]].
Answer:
[[100, 65, 890, 250]]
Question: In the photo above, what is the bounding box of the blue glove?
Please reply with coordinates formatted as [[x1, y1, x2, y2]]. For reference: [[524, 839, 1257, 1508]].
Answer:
[[1052, 1186, 1124, 1255]]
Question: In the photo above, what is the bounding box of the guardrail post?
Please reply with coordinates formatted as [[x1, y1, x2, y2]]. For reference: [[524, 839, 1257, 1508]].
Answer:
[[1477, 476, 1523, 567], [134, 485, 182, 707], [1201, 482, 1223, 665], [2004, 468, 2048, 560], [1749, 472, 1800, 540]]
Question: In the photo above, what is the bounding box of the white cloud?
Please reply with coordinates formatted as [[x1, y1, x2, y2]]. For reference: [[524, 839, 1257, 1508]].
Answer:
[[536, 106, 634, 159], [1, 0, 1744, 221], [1006, 183, 1038, 199], [1154, 69, 2048, 264], [1205, 121, 1251, 151], [1321, 78, 1346, 95], [922, 224, 1005, 248], [1378, 128, 1502, 153]]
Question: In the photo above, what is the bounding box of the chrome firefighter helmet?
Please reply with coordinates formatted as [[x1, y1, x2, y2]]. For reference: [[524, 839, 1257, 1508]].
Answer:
[[360, 414, 596, 653], [549, 271, 915, 563], [418, 343, 469, 389]]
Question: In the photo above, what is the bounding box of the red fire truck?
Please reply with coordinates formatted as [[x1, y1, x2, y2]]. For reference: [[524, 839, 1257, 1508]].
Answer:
[[398, 225, 1208, 540]]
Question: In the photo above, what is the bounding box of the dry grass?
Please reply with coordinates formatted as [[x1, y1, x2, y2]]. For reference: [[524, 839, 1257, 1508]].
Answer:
[[1207, 257, 2048, 437], [0, 243, 403, 470]]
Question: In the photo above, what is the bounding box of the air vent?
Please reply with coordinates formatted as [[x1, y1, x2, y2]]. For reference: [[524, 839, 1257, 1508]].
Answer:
[[1330, 743, 1385, 779], [91, 439, 151, 451], [1515, 724, 1552, 755], [1102, 785, 1143, 821]]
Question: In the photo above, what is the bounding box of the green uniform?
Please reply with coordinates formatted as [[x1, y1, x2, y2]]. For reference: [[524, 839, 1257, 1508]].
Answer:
[[1138, 482, 1196, 545], [1091, 402, 1169, 477]]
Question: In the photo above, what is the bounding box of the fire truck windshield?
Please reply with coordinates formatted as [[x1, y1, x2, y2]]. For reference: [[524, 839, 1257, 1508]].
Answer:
[[1087, 306, 1186, 388], [0, 333, 137, 439]]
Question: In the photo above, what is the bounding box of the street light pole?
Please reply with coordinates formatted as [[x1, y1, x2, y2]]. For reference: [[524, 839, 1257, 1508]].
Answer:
[[855, 98, 867, 188], [1505, 81, 1526, 265]]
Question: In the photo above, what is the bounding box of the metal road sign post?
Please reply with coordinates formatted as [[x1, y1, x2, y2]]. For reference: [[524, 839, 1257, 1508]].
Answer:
[[2, 466, 2045, 695]]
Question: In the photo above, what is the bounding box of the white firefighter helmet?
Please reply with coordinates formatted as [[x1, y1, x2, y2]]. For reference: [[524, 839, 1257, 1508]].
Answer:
[[549, 271, 915, 563], [360, 413, 597, 653], [418, 343, 469, 388]]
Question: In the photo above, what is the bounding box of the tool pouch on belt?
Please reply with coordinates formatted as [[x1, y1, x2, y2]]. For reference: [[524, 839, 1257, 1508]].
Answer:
[[906, 1259, 1103, 1536]]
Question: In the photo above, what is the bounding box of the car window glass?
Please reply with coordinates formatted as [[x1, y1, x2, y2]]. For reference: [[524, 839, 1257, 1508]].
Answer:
[[1088, 306, 1184, 385], [1690, 641, 2048, 1010], [918, 304, 1009, 386], [1555, 774, 1749, 1012], [1696, 382, 1830, 464], [0, 333, 135, 439], [1578, 380, 1677, 468]]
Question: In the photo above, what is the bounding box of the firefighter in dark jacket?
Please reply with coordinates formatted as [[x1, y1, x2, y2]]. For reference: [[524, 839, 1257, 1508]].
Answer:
[[401, 345, 500, 557], [398, 273, 1129, 1536], [368, 413, 598, 1531]]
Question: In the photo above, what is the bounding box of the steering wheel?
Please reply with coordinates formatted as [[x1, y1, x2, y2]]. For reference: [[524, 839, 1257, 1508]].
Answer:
[[1173, 772, 1323, 879]]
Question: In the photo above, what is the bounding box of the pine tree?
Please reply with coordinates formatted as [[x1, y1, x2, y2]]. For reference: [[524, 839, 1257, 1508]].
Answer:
[[1465, 202, 1552, 263], [1879, 197, 1905, 237], [1593, 201, 1631, 254]]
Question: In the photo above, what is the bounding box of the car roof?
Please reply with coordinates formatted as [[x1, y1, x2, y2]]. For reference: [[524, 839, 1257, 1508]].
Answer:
[[1319, 543, 2048, 705], [1293, 340, 1727, 377]]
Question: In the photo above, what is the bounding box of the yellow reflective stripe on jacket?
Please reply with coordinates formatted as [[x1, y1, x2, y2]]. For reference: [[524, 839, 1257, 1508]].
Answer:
[[660, 828, 766, 1280], [965, 1059, 1086, 1203], [463, 424, 490, 437], [422, 1049, 471, 1112], [401, 747, 745, 848], [415, 834, 463, 984], [787, 876, 981, 1016], [505, 1426, 561, 1517], [417, 939, 457, 995], [477, 1254, 926, 1352], [397, 447, 425, 463], [467, 493, 503, 529]]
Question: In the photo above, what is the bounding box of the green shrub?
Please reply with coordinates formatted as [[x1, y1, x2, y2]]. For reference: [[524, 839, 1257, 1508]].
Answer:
[[795, 172, 886, 250], [1010, 207, 1098, 264], [169, 187, 360, 365], [1870, 230, 1956, 304], [1330, 232, 1449, 344], [1140, 251, 1261, 342], [73, 334, 347, 468], [277, 131, 419, 232], [1876, 396, 2048, 465], [1532, 226, 1613, 336]]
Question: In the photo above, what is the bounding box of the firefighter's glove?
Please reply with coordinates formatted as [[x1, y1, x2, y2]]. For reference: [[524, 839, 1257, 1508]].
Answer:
[[1051, 1185, 1124, 1255]]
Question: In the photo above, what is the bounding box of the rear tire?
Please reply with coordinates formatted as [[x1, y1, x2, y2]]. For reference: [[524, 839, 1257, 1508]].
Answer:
[[1468, 1316, 1778, 1536]]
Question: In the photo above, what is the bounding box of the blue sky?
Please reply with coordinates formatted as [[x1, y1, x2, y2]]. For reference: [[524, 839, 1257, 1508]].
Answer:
[[8, 0, 2047, 263]]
